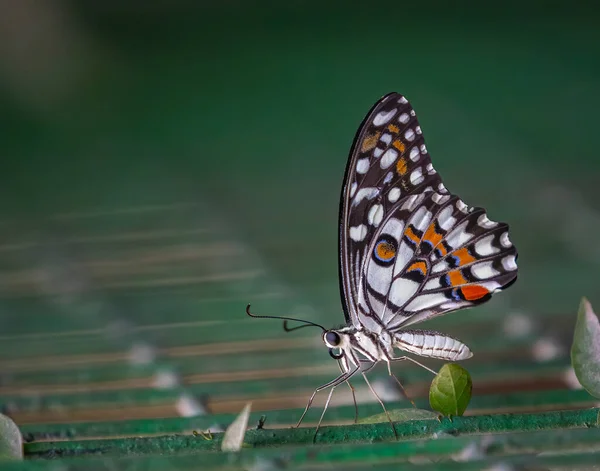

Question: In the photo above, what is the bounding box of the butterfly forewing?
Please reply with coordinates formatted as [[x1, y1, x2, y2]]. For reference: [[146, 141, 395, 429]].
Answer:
[[339, 93, 518, 334]]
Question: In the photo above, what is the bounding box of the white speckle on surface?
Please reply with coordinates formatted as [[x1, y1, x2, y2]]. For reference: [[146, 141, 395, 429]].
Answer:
[[398, 113, 409, 124], [373, 147, 383, 158], [152, 369, 181, 390], [532, 337, 563, 362], [409, 146, 420, 161], [420, 144, 427, 153], [128, 342, 157, 365], [415, 126, 422, 135], [380, 133, 392, 145], [404, 129, 415, 141], [176, 393, 207, 417], [503, 311, 534, 338]]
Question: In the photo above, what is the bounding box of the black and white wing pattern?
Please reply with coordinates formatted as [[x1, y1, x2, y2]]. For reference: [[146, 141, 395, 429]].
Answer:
[[339, 93, 518, 334]]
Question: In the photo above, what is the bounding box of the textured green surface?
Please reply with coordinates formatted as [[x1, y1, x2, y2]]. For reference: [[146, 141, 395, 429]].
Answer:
[[1, 1, 600, 469]]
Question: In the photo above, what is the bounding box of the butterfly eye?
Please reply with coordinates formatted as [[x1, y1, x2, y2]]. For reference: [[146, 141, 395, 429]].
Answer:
[[373, 235, 398, 266], [325, 331, 341, 347]]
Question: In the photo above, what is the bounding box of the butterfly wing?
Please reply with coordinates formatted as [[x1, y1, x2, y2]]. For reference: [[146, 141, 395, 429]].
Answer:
[[339, 93, 518, 333]]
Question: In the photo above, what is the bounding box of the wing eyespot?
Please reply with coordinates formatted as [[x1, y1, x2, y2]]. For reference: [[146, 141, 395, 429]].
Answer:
[[373, 235, 398, 267]]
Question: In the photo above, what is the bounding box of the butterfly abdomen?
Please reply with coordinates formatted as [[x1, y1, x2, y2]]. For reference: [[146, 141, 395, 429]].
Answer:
[[393, 329, 472, 361]]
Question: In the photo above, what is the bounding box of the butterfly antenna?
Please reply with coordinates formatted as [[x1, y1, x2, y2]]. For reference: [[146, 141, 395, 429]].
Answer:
[[282, 321, 315, 332], [246, 304, 326, 331]]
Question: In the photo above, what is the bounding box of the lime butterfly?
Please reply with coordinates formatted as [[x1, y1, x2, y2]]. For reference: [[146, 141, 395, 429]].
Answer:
[[247, 92, 518, 438]]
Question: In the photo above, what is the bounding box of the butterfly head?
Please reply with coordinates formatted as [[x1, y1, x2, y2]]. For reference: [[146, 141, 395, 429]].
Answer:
[[323, 327, 355, 360]]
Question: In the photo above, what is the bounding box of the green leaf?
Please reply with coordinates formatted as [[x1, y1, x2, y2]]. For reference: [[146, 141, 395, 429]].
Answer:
[[571, 297, 600, 398], [429, 363, 472, 417], [0, 414, 23, 460], [358, 408, 438, 424], [221, 402, 251, 452]]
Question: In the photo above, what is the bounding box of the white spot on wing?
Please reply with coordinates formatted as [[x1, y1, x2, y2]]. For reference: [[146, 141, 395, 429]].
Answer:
[[445, 221, 472, 248], [404, 129, 415, 141], [426, 163, 435, 175], [405, 293, 447, 312], [389, 278, 420, 308], [416, 126, 422, 134], [432, 193, 450, 204], [349, 224, 368, 241], [478, 214, 497, 228], [409, 146, 420, 161], [388, 187, 401, 203], [437, 206, 456, 230], [366, 260, 393, 295], [474, 235, 498, 256], [368, 204, 384, 227], [502, 254, 517, 271], [373, 109, 398, 126], [438, 183, 447, 193], [500, 232, 512, 248], [380, 148, 398, 169], [374, 148, 383, 158], [471, 261, 498, 279], [383, 172, 393, 184], [420, 144, 427, 154], [350, 182, 357, 197], [398, 113, 409, 124], [398, 96, 408, 104], [456, 200, 469, 213], [356, 158, 370, 174], [353, 187, 379, 206], [410, 167, 424, 185]]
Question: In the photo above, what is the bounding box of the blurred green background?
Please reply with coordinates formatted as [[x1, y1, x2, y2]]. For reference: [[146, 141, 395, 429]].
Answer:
[[0, 0, 599, 438]]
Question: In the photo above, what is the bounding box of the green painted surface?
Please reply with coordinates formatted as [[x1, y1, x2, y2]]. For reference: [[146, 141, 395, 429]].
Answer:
[[0, 0, 599, 468]]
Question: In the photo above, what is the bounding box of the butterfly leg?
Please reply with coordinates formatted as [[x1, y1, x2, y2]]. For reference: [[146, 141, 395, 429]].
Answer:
[[360, 369, 399, 439], [295, 366, 360, 430], [390, 355, 438, 375], [339, 360, 358, 424], [313, 386, 336, 443]]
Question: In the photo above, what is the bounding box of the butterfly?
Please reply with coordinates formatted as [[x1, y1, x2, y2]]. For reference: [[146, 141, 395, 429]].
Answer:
[[247, 92, 518, 439]]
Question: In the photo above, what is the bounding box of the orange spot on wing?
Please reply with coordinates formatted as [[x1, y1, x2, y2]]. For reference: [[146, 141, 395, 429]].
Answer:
[[407, 261, 427, 275], [453, 247, 477, 266], [461, 285, 490, 301], [423, 223, 443, 248], [361, 132, 380, 152], [392, 140, 406, 152], [436, 242, 449, 256], [396, 157, 408, 175], [404, 226, 421, 245], [448, 270, 467, 286], [376, 241, 396, 261], [387, 124, 400, 133]]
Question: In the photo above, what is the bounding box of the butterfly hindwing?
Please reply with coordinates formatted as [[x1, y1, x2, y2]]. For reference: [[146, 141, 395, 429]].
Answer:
[[339, 92, 518, 333]]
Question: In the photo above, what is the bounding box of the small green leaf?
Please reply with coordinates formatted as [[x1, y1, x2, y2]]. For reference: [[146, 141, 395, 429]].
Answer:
[[221, 402, 251, 452], [0, 414, 23, 460], [358, 408, 438, 424], [429, 363, 472, 417], [571, 297, 600, 398]]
